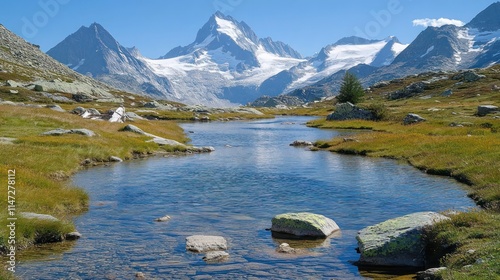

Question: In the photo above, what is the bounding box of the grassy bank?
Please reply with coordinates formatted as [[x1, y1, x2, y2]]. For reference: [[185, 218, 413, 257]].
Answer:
[[305, 67, 499, 279], [0, 104, 188, 262]]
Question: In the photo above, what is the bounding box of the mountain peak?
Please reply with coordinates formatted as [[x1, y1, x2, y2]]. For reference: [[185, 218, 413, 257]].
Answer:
[[466, 2, 500, 31], [334, 36, 380, 46]]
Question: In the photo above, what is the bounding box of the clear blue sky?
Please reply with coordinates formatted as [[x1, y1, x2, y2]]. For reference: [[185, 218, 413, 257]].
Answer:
[[1, 0, 497, 58]]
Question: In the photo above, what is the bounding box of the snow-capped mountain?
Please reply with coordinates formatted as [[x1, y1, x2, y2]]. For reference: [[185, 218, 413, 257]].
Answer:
[[140, 12, 305, 105], [47, 23, 174, 99], [259, 36, 407, 97], [285, 2, 500, 103]]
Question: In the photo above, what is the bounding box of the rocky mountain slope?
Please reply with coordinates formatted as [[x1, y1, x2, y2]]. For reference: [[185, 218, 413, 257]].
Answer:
[[47, 23, 174, 100], [0, 24, 115, 99]]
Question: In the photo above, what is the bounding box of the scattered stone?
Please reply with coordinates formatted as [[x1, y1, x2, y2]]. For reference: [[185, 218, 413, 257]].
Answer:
[[87, 108, 101, 116], [72, 92, 94, 102], [403, 113, 426, 125], [46, 104, 65, 112], [70, 129, 96, 137], [155, 215, 171, 222], [441, 89, 453, 97], [452, 70, 485, 82], [149, 137, 185, 147], [200, 116, 210, 122], [276, 243, 297, 254], [271, 212, 340, 239], [477, 105, 498, 116], [82, 158, 92, 165], [0, 137, 17, 145], [121, 124, 146, 135], [65, 231, 82, 240], [327, 102, 374, 121], [5, 80, 21, 87], [143, 100, 162, 108], [203, 251, 229, 263], [290, 140, 313, 147], [467, 249, 476, 254], [388, 81, 428, 100], [186, 235, 228, 253], [135, 272, 145, 279], [9, 89, 18, 94], [109, 156, 123, 162], [356, 211, 450, 267], [42, 128, 95, 137], [20, 212, 59, 222], [343, 137, 359, 142], [125, 111, 145, 120], [416, 267, 447, 280], [109, 106, 126, 123], [372, 81, 390, 88], [492, 85, 500, 91], [71, 106, 87, 115], [34, 84, 44, 92]]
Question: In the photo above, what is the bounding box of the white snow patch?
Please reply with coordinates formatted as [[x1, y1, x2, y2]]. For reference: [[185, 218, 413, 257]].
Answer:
[[72, 59, 85, 71], [215, 17, 255, 51], [421, 46, 435, 58]]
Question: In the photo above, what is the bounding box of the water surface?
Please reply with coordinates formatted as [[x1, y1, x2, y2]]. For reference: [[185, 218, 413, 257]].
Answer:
[[17, 116, 475, 279]]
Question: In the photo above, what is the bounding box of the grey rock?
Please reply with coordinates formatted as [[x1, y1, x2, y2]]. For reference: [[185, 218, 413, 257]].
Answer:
[[452, 70, 485, 82], [155, 215, 171, 222], [372, 81, 390, 88], [290, 140, 313, 147], [143, 100, 163, 108], [203, 251, 229, 263], [135, 272, 145, 279], [65, 231, 82, 240], [109, 156, 123, 162], [121, 124, 146, 135], [389, 82, 428, 100], [416, 267, 447, 280], [149, 137, 185, 147], [403, 113, 426, 125], [87, 108, 101, 116], [186, 235, 228, 253], [71, 106, 87, 115], [20, 212, 59, 222], [327, 102, 374, 121], [441, 89, 453, 97], [46, 104, 65, 112], [34, 84, 44, 91], [271, 212, 340, 238], [70, 129, 96, 137], [9, 89, 18, 94], [0, 101, 16, 106], [72, 92, 94, 102], [356, 212, 450, 267], [42, 128, 95, 137], [42, 129, 72, 136], [0, 137, 17, 145], [95, 97, 124, 103], [5, 80, 21, 87], [125, 112, 145, 120], [477, 105, 498, 116]]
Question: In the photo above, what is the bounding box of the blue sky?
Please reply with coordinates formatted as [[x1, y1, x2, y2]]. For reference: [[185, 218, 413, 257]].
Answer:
[[1, 0, 497, 58]]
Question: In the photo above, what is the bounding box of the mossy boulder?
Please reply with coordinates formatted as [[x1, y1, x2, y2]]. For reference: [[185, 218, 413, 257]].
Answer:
[[356, 212, 449, 267], [271, 212, 340, 238]]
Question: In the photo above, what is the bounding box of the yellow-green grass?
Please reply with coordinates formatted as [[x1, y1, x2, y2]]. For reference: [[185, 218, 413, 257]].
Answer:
[[306, 67, 499, 279], [0, 104, 188, 254]]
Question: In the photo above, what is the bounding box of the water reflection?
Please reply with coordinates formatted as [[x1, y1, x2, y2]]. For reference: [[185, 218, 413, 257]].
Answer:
[[17, 116, 476, 279]]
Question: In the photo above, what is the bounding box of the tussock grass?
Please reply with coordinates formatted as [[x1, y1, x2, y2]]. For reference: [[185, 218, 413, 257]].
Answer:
[[0, 104, 187, 255]]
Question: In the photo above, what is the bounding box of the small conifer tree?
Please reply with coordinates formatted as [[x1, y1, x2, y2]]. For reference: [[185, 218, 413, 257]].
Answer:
[[337, 72, 365, 104]]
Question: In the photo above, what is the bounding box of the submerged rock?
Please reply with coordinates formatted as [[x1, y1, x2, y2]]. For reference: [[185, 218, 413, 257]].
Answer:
[[186, 235, 228, 253], [290, 140, 313, 147], [271, 212, 340, 239], [356, 211, 450, 267], [155, 215, 171, 222], [276, 243, 297, 254], [203, 251, 229, 263]]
